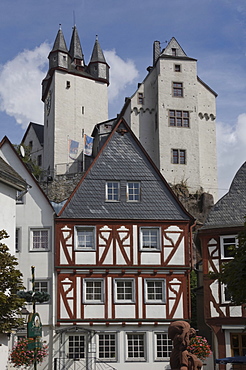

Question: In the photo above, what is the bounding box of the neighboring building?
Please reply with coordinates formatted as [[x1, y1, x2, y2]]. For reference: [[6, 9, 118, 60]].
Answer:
[[22, 122, 44, 169], [0, 156, 27, 368], [0, 136, 55, 369], [54, 118, 194, 369], [41, 26, 109, 177], [198, 162, 246, 364], [122, 37, 218, 200]]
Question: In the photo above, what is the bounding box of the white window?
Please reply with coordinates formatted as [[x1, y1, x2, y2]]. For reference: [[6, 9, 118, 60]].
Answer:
[[140, 227, 160, 250], [30, 228, 50, 251], [83, 279, 104, 303], [67, 335, 85, 359], [106, 182, 120, 201], [98, 333, 117, 360], [220, 235, 237, 259], [114, 279, 135, 303], [155, 332, 173, 360], [75, 226, 95, 250], [145, 279, 165, 303], [126, 333, 146, 361], [127, 182, 140, 202], [172, 149, 186, 164]]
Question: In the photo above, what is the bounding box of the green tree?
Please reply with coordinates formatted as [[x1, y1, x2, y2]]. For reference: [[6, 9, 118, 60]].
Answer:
[[14, 144, 42, 180], [0, 230, 25, 333], [211, 222, 246, 305]]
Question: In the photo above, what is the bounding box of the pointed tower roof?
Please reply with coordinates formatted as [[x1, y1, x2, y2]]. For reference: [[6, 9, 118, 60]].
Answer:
[[69, 26, 84, 63], [51, 26, 68, 53], [59, 119, 193, 221], [89, 36, 107, 64]]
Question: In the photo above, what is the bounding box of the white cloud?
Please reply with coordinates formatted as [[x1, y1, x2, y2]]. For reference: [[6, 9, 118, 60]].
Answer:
[[0, 43, 49, 129], [217, 114, 246, 199], [104, 49, 139, 101]]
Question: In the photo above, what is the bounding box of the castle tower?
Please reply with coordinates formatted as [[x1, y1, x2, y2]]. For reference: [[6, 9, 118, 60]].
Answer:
[[42, 26, 109, 176], [122, 37, 218, 200]]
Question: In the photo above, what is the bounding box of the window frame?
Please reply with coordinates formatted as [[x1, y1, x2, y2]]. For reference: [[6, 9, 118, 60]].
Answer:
[[83, 279, 104, 304], [74, 226, 96, 251], [114, 278, 135, 303], [138, 92, 144, 105], [126, 332, 146, 362], [174, 64, 181, 72], [29, 227, 51, 252], [154, 332, 173, 361], [98, 332, 117, 361], [220, 235, 237, 259], [169, 110, 189, 128], [172, 82, 183, 97], [126, 182, 141, 202], [144, 279, 166, 304], [230, 333, 246, 357], [67, 334, 85, 360], [140, 227, 161, 251], [105, 182, 120, 202], [171, 149, 186, 165]]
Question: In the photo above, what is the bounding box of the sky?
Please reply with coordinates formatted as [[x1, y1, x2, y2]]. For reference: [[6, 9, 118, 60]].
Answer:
[[0, 0, 246, 200]]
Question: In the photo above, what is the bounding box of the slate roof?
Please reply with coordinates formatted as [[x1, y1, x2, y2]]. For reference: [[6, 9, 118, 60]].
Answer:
[[51, 27, 68, 53], [0, 157, 26, 191], [202, 161, 246, 229], [59, 120, 192, 221], [89, 37, 107, 64]]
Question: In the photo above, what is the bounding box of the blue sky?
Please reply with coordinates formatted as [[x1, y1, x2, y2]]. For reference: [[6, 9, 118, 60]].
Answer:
[[1, 0, 246, 199]]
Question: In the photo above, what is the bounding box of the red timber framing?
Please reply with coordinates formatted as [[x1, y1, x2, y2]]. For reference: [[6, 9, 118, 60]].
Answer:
[[55, 219, 192, 324]]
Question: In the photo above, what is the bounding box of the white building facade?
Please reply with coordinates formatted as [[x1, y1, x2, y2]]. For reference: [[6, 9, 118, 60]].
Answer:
[[122, 38, 218, 200]]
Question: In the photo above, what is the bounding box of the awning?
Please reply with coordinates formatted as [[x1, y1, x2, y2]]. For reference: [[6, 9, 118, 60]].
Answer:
[[216, 357, 246, 364]]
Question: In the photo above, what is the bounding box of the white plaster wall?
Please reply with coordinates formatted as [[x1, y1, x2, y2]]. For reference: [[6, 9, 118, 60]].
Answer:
[[0, 184, 16, 255], [44, 70, 108, 174]]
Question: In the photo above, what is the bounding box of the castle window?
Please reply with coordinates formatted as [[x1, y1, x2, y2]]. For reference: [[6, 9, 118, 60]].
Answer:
[[16, 228, 20, 252], [98, 333, 117, 360], [140, 227, 160, 250], [37, 155, 42, 166], [127, 182, 140, 202], [66, 81, 71, 89], [220, 235, 237, 259], [127, 333, 146, 361], [83, 279, 104, 303], [173, 82, 183, 97], [174, 64, 181, 72], [138, 92, 144, 105], [81, 106, 84, 114], [172, 149, 186, 164], [169, 110, 189, 127], [145, 279, 166, 303], [172, 48, 177, 56], [114, 279, 135, 303], [106, 182, 120, 201], [75, 226, 95, 250], [155, 333, 173, 360]]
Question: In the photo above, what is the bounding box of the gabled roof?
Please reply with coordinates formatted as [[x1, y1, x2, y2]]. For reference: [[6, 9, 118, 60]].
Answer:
[[0, 136, 54, 211], [0, 157, 26, 191], [22, 122, 44, 146], [202, 162, 246, 229], [59, 119, 193, 222]]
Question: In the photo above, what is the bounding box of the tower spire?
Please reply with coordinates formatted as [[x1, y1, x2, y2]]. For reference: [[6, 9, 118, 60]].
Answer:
[[69, 26, 84, 66]]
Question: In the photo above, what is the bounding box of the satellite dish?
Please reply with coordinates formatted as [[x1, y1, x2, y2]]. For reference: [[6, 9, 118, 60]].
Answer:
[[20, 145, 25, 158]]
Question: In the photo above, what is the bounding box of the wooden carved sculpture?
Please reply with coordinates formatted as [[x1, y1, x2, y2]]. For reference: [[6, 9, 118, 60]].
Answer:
[[168, 321, 203, 370]]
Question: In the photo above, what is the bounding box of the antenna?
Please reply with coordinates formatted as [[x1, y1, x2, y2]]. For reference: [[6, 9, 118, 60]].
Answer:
[[20, 145, 25, 158], [73, 10, 76, 26]]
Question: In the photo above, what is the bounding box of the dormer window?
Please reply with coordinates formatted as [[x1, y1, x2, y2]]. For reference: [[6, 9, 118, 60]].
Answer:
[[106, 182, 120, 201]]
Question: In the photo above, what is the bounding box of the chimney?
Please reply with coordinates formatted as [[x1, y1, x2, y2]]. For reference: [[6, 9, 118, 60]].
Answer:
[[153, 41, 161, 66]]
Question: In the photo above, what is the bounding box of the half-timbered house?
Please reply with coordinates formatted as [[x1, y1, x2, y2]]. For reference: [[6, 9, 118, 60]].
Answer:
[[55, 118, 194, 369], [198, 161, 246, 366]]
